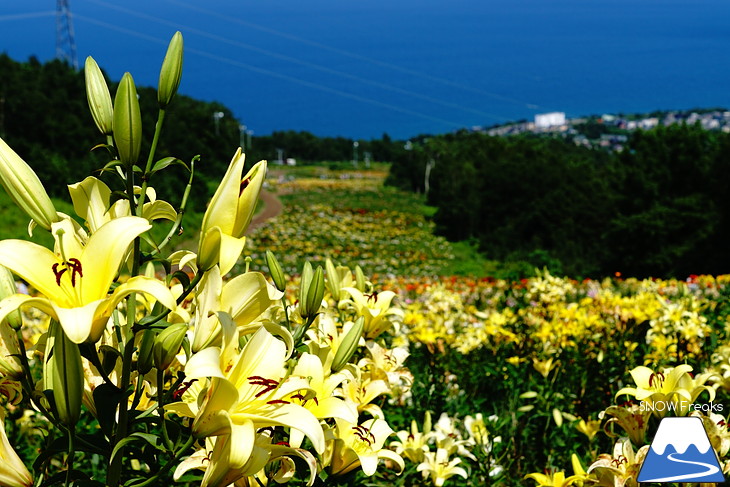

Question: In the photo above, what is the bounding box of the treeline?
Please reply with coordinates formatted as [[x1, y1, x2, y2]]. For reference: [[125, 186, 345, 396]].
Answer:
[[0, 54, 402, 209], [386, 127, 730, 278]]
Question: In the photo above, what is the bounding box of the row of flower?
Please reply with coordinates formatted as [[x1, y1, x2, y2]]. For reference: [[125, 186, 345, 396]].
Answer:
[[244, 189, 454, 277]]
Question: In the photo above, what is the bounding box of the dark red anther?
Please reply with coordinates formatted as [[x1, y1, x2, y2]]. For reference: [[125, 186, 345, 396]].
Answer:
[[52, 263, 67, 286], [173, 379, 198, 400], [239, 177, 250, 196]]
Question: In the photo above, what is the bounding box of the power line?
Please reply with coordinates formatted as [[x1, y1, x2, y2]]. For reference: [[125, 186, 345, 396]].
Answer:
[[0, 11, 56, 22], [72, 14, 468, 129], [164, 0, 547, 112], [84, 0, 511, 122]]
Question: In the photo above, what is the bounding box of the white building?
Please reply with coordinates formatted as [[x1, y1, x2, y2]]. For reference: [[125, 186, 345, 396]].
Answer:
[[534, 112, 566, 128]]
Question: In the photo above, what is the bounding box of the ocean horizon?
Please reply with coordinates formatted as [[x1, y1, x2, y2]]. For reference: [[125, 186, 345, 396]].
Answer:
[[2, 0, 730, 139]]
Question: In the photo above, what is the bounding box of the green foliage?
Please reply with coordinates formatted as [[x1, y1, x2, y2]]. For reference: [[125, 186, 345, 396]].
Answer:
[[392, 125, 730, 278]]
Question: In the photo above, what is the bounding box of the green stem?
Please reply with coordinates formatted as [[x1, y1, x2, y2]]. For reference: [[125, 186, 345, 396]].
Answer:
[[65, 430, 76, 487], [133, 271, 204, 331], [137, 108, 166, 215], [125, 435, 196, 487], [150, 156, 196, 256], [157, 368, 173, 451], [109, 167, 144, 487]]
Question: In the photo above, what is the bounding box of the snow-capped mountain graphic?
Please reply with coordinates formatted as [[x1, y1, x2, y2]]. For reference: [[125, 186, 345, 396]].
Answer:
[[638, 416, 725, 483]]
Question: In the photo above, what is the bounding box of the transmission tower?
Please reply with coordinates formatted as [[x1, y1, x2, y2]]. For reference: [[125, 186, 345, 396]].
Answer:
[[56, 0, 78, 70]]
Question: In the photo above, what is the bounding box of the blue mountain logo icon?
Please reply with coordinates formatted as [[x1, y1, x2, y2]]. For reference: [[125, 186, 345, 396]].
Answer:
[[637, 416, 725, 483]]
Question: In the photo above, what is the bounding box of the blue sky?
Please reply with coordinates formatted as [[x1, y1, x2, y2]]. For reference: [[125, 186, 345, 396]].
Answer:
[[2, 0, 730, 139]]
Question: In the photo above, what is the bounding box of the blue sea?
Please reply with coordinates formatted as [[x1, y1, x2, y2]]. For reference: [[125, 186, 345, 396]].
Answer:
[[2, 0, 730, 139]]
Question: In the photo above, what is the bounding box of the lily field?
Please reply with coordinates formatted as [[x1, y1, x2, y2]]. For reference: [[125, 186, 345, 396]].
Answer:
[[0, 34, 728, 487], [240, 167, 730, 487]]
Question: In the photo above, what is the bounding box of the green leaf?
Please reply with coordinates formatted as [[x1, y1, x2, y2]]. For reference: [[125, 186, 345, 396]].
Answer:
[[150, 156, 178, 174], [170, 270, 191, 289], [39, 470, 91, 487], [99, 159, 124, 174], [110, 432, 163, 466], [93, 383, 124, 438]]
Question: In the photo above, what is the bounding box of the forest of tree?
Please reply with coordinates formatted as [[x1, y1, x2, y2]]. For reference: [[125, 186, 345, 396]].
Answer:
[[386, 127, 730, 278], [0, 54, 402, 209]]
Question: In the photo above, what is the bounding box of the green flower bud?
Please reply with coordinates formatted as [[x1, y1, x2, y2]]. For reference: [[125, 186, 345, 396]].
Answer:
[[153, 322, 187, 371], [302, 266, 324, 320], [355, 265, 367, 292], [197, 226, 222, 273], [158, 31, 184, 108], [84, 56, 113, 135], [0, 137, 59, 231], [266, 251, 286, 292], [331, 316, 364, 372], [137, 328, 157, 375], [113, 72, 142, 166], [298, 261, 313, 315], [325, 258, 341, 301], [47, 321, 84, 427]]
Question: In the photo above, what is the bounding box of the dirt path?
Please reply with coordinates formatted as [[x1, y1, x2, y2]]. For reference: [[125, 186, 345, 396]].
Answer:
[[249, 188, 283, 231]]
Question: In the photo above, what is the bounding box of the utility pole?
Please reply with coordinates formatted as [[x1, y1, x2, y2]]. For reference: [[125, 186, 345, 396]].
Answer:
[[56, 0, 78, 69], [213, 111, 224, 136], [239, 124, 247, 150]]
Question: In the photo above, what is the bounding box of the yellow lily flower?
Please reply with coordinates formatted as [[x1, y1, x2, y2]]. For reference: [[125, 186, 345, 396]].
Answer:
[[575, 416, 602, 441], [0, 216, 176, 343], [390, 416, 433, 463], [0, 409, 33, 487], [615, 364, 715, 416], [341, 287, 403, 339], [174, 428, 318, 487], [602, 404, 652, 447], [329, 417, 404, 476], [524, 470, 584, 487], [587, 436, 648, 487], [68, 176, 177, 232], [341, 374, 390, 419], [290, 352, 357, 422], [198, 150, 266, 274], [417, 448, 468, 487], [184, 327, 325, 454]]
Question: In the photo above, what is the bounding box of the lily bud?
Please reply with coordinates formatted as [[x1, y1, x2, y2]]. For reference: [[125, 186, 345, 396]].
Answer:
[[113, 72, 142, 166], [331, 316, 364, 372], [198, 150, 267, 274], [266, 251, 286, 292], [300, 265, 324, 321], [355, 265, 367, 292], [0, 137, 59, 231], [48, 321, 84, 427], [325, 258, 341, 301], [153, 322, 187, 371], [298, 262, 313, 317], [137, 328, 156, 375], [158, 31, 184, 108], [84, 56, 113, 135]]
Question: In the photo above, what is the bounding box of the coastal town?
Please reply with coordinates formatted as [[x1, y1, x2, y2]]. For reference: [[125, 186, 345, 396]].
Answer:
[[481, 108, 730, 151]]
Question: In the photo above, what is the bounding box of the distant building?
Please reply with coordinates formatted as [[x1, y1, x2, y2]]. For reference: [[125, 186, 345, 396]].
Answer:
[[535, 112, 566, 128]]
